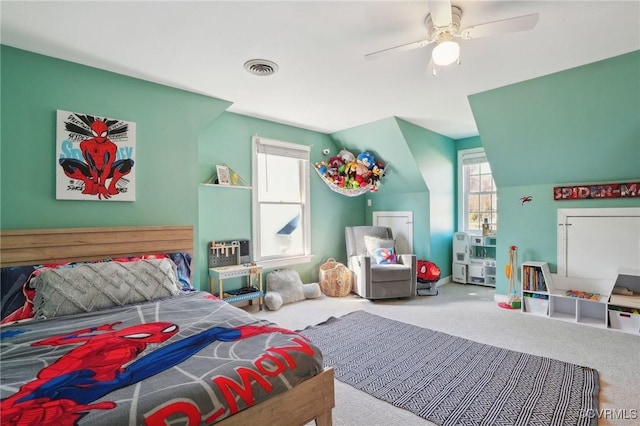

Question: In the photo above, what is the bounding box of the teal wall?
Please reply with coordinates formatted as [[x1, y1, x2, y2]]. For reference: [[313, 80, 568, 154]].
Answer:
[[4, 44, 637, 298], [0, 46, 231, 286], [470, 51, 639, 187], [330, 117, 427, 195], [197, 112, 362, 289], [330, 117, 457, 277], [469, 51, 640, 295], [398, 119, 456, 277], [365, 191, 430, 258], [0, 46, 364, 292], [455, 136, 483, 152]]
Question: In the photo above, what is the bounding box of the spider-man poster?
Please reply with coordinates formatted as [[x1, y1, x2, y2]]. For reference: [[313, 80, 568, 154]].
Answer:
[[56, 110, 136, 201]]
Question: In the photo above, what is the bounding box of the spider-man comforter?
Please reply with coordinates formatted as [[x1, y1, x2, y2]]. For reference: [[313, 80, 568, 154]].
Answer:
[[0, 291, 323, 425]]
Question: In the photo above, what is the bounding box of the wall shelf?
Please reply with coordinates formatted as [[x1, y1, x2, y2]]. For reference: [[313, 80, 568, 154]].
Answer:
[[201, 183, 252, 189], [201, 165, 251, 189]]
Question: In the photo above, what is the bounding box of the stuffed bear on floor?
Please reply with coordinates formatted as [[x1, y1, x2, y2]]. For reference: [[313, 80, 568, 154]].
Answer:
[[264, 268, 321, 311]]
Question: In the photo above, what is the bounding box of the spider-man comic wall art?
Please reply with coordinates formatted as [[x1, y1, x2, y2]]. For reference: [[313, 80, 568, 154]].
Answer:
[[56, 110, 136, 201]]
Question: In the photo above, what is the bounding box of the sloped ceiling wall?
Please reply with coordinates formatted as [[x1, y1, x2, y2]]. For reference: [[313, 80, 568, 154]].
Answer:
[[468, 51, 640, 188], [329, 117, 428, 195]]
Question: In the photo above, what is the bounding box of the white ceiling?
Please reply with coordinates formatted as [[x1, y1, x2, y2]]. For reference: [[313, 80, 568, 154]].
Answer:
[[2, 1, 639, 140]]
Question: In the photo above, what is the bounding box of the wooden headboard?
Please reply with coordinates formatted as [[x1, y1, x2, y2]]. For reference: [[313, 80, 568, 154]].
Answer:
[[0, 225, 193, 267]]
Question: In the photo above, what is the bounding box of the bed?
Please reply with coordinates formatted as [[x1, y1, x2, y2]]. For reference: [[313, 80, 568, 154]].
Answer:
[[0, 225, 334, 426]]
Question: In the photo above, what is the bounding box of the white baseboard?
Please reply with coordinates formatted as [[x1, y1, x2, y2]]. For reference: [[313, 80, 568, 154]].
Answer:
[[437, 276, 452, 287], [443, 276, 507, 303], [494, 293, 509, 303]]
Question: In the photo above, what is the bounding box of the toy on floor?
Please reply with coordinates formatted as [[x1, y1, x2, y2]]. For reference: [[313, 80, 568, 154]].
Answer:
[[564, 289, 601, 301], [417, 260, 440, 296], [499, 245, 521, 310], [264, 268, 321, 311]]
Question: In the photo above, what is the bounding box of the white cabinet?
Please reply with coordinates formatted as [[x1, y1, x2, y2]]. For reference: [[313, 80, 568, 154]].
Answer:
[[451, 262, 467, 283], [468, 236, 496, 287], [521, 261, 550, 316], [451, 233, 497, 287], [468, 261, 484, 285]]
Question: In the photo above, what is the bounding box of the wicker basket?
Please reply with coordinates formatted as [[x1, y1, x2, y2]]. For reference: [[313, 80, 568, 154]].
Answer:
[[319, 258, 353, 297]]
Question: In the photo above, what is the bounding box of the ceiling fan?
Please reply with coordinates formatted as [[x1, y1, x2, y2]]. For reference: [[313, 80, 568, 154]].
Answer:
[[365, 0, 539, 75]]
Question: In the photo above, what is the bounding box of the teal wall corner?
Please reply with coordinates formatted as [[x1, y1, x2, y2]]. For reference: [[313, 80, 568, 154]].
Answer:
[[470, 51, 640, 295], [0, 46, 232, 286], [197, 112, 364, 290], [469, 51, 640, 188], [331, 117, 457, 276]]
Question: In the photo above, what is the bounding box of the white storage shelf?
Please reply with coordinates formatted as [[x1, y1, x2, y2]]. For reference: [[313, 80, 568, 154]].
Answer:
[[549, 275, 610, 328], [520, 262, 638, 334], [467, 235, 497, 288]]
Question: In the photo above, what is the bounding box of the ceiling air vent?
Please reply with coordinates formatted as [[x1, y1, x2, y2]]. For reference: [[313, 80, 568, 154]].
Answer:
[[244, 59, 279, 76]]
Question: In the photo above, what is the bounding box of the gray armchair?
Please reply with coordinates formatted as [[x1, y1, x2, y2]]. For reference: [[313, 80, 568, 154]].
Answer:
[[345, 226, 417, 299]]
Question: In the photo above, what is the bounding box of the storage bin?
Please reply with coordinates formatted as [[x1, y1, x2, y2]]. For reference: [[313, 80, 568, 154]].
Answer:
[[524, 296, 548, 316], [319, 258, 353, 297], [608, 309, 640, 333]]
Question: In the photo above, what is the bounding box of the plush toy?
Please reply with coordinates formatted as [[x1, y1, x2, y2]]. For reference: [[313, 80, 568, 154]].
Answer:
[[355, 161, 371, 179], [317, 148, 385, 194], [264, 269, 321, 311], [328, 156, 344, 169], [355, 152, 373, 186], [315, 162, 327, 175], [343, 161, 357, 176], [357, 151, 375, 169], [338, 149, 355, 164], [370, 162, 385, 191]]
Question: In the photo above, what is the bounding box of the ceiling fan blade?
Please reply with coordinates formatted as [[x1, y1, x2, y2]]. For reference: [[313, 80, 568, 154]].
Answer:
[[365, 38, 433, 61], [426, 0, 453, 27], [460, 13, 539, 40]]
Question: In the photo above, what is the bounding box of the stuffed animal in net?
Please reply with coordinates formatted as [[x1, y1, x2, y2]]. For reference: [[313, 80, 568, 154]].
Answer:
[[264, 269, 321, 311]]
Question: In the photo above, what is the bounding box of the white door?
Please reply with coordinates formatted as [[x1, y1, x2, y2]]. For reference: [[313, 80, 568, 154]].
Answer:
[[558, 208, 640, 279], [373, 211, 413, 254]]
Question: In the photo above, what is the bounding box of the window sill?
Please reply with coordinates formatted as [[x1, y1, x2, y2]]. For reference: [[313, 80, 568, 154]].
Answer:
[[256, 255, 314, 269]]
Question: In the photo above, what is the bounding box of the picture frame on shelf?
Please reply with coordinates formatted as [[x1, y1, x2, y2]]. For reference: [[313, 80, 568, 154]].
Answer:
[[216, 165, 230, 185]]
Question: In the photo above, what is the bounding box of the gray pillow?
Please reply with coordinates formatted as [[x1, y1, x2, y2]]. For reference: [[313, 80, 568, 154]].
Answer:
[[266, 269, 305, 304], [33, 258, 181, 318]]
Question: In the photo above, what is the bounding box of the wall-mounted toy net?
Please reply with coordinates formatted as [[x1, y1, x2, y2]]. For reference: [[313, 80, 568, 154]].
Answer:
[[314, 149, 386, 197]]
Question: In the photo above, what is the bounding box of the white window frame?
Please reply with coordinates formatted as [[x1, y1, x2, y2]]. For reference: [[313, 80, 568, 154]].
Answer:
[[251, 136, 312, 268], [457, 147, 497, 234]]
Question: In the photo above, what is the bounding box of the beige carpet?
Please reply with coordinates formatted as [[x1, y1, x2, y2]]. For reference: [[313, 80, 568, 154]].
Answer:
[[250, 282, 640, 426]]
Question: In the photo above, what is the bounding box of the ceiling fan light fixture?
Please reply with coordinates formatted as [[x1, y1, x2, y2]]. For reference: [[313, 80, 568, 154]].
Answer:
[[432, 40, 460, 66]]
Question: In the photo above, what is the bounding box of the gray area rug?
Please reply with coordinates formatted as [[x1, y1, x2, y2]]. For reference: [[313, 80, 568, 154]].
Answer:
[[300, 310, 599, 426]]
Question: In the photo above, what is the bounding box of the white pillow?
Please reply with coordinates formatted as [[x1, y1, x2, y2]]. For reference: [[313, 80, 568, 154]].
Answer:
[[363, 235, 396, 263]]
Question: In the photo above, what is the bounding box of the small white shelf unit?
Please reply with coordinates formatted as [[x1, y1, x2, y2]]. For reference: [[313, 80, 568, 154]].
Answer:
[[520, 261, 639, 334], [468, 235, 497, 287]]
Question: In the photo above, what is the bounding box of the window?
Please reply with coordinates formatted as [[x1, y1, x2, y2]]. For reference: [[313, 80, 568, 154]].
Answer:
[[251, 136, 311, 268], [458, 148, 497, 233]]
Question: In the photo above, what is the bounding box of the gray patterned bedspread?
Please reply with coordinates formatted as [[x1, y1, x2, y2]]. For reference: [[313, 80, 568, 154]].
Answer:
[[0, 291, 323, 425]]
